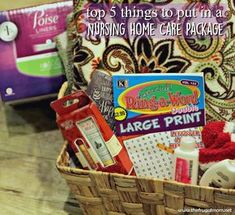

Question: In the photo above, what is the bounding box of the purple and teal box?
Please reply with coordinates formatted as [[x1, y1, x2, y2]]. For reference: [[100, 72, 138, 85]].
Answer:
[[0, 1, 73, 102]]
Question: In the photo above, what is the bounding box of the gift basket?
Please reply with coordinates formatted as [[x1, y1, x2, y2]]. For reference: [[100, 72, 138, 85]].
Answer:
[[53, 0, 235, 214], [56, 143, 235, 214]]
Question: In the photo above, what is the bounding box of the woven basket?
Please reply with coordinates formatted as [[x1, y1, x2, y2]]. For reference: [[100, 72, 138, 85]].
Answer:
[[56, 142, 235, 215]]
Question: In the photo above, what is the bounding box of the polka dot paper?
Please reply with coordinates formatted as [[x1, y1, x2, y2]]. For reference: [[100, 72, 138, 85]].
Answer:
[[124, 133, 173, 180]]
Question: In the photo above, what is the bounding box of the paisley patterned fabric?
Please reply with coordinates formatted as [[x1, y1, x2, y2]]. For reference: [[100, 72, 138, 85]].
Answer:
[[71, 0, 235, 121]]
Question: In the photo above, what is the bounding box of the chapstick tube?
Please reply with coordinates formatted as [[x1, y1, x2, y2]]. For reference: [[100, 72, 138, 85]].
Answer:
[[75, 138, 97, 170]]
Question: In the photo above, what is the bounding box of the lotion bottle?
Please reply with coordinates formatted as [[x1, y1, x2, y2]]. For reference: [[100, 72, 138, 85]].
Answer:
[[200, 159, 235, 189], [173, 136, 199, 185]]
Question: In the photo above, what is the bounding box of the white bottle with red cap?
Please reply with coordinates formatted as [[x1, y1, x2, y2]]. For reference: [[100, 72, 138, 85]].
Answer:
[[173, 136, 199, 185]]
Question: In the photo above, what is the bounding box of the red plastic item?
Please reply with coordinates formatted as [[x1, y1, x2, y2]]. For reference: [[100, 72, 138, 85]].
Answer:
[[51, 91, 133, 174]]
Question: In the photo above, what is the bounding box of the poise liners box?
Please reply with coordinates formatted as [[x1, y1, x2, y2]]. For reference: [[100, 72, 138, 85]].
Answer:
[[0, 1, 72, 102]]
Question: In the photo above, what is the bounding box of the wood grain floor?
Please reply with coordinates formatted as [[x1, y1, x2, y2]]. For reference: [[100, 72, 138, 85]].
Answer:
[[0, 1, 83, 214], [0, 99, 83, 215]]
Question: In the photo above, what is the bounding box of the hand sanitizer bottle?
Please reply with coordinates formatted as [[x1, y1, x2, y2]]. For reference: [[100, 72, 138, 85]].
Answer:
[[173, 136, 199, 185]]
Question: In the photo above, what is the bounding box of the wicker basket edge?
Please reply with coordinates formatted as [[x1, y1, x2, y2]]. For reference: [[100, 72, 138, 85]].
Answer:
[[55, 142, 235, 195]]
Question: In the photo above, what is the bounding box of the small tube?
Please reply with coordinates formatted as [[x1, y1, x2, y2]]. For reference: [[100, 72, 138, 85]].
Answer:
[[75, 138, 98, 170]]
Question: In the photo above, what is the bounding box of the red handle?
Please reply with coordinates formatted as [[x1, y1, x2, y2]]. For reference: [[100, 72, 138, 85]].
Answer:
[[50, 91, 91, 115]]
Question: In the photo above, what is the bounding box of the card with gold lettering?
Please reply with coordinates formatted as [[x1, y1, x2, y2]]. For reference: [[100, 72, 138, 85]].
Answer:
[[113, 74, 205, 136]]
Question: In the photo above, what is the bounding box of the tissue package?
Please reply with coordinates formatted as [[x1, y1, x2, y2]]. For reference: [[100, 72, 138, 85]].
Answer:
[[0, 1, 72, 102]]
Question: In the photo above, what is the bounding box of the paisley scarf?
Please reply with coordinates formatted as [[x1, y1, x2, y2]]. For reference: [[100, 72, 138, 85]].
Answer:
[[71, 0, 235, 121]]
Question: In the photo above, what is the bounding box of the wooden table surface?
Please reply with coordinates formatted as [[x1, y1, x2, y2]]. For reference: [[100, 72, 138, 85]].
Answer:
[[0, 99, 83, 215], [0, 1, 83, 214]]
